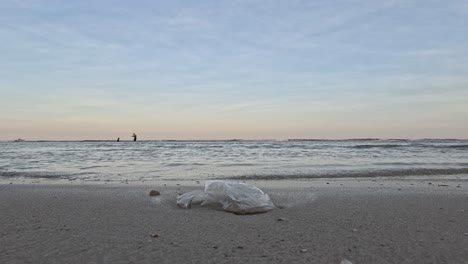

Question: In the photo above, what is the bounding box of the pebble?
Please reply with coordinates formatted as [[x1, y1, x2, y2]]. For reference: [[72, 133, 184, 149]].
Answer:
[[464, 233, 468, 236], [300, 249, 307, 253], [277, 218, 289, 222], [149, 190, 160, 196], [341, 259, 353, 264], [150, 233, 159, 238]]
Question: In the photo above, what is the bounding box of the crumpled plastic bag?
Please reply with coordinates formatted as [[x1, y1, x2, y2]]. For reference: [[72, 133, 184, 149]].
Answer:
[[177, 181, 275, 215]]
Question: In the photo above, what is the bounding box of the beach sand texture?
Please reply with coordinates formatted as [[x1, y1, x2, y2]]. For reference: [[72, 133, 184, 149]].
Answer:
[[1, 180, 467, 264]]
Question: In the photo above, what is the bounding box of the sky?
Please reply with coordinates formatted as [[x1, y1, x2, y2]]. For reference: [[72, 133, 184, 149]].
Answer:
[[1, 0, 467, 140]]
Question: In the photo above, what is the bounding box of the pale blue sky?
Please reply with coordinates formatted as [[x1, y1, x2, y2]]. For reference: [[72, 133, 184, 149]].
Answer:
[[1, 0, 467, 140]]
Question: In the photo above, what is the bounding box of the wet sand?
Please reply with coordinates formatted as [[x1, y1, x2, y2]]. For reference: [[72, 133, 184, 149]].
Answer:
[[0, 180, 467, 263]]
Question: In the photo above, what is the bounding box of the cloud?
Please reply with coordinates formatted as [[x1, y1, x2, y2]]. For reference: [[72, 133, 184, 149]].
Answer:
[[1, 0, 468, 139]]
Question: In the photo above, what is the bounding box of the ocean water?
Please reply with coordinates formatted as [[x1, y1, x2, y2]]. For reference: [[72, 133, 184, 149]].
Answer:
[[1, 139, 468, 182]]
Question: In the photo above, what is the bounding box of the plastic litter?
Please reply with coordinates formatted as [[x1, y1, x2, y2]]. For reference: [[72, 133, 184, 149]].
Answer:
[[177, 181, 275, 215]]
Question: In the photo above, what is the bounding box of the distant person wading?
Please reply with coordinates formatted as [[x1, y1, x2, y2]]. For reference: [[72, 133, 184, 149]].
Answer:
[[132, 133, 137, 142]]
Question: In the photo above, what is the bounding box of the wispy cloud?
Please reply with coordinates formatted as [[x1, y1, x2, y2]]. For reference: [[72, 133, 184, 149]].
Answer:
[[1, 0, 468, 139]]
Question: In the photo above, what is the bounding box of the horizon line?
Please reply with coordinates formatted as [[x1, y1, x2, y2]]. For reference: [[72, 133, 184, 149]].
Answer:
[[1, 138, 468, 142]]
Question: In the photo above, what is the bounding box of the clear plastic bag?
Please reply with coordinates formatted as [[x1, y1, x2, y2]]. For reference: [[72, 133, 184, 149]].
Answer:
[[177, 181, 275, 215]]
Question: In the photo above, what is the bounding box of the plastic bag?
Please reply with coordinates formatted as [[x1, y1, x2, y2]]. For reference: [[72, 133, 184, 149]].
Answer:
[[177, 181, 275, 215]]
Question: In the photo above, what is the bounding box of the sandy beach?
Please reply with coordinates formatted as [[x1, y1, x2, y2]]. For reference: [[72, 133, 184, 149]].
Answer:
[[1, 179, 467, 264]]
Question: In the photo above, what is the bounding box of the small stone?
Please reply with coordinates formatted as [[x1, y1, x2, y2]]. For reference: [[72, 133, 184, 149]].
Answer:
[[352, 229, 358, 232], [149, 190, 160, 196], [341, 259, 353, 264], [150, 233, 159, 238], [277, 218, 289, 222], [464, 233, 468, 236], [300, 249, 307, 253], [237, 246, 244, 249]]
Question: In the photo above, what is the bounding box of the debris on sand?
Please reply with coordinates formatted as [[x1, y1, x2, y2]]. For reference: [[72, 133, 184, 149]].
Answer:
[[150, 233, 159, 238], [177, 181, 275, 215], [149, 190, 160, 196]]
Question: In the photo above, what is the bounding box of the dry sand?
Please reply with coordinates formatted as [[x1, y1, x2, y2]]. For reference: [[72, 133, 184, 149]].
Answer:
[[0, 179, 467, 264]]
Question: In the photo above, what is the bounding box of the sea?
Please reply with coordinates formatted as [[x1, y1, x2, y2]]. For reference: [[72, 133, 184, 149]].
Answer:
[[1, 139, 468, 182]]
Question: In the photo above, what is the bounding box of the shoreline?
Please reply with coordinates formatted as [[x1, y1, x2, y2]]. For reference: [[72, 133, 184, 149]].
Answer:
[[1, 179, 467, 263], [1, 174, 468, 188]]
